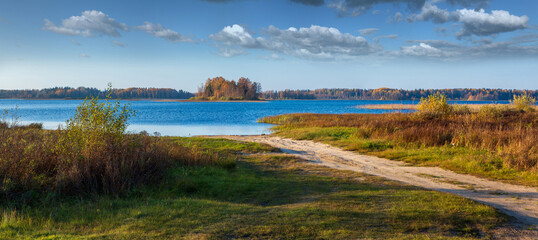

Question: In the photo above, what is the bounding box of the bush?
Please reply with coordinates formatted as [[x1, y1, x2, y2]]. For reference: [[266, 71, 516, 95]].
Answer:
[[416, 94, 453, 118], [57, 84, 135, 165], [0, 84, 235, 199], [511, 94, 536, 112]]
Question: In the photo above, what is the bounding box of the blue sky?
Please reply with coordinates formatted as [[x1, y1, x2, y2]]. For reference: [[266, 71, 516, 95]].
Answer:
[[1, 0, 537, 91]]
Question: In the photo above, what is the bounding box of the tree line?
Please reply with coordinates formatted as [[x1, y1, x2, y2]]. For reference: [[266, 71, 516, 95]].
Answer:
[[0, 87, 194, 99], [262, 88, 538, 101], [1, 84, 536, 101]]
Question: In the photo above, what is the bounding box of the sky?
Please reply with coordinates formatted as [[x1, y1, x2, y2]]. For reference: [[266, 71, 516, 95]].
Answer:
[[0, 0, 537, 92]]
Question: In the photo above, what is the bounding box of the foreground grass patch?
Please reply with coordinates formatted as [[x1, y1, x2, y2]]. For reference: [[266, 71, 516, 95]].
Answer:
[[1, 138, 506, 239]]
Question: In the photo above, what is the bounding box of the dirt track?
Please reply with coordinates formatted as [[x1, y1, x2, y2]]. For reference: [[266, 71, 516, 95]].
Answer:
[[213, 135, 538, 227]]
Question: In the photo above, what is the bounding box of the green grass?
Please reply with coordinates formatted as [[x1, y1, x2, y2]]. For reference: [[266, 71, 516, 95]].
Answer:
[[0, 138, 506, 239], [169, 137, 279, 155], [270, 126, 538, 186]]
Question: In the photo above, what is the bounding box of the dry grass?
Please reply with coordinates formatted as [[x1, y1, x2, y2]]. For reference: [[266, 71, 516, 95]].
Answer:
[[356, 103, 535, 111], [357, 104, 417, 110], [261, 110, 538, 172], [0, 125, 227, 200]]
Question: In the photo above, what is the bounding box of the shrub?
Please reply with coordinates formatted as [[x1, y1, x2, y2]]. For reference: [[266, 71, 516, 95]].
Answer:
[[57, 84, 135, 164], [0, 85, 240, 199], [416, 94, 453, 118], [1, 84, 228, 200], [511, 94, 536, 112]]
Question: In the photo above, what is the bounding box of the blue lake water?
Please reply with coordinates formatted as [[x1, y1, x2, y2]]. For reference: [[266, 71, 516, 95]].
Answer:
[[0, 99, 509, 136]]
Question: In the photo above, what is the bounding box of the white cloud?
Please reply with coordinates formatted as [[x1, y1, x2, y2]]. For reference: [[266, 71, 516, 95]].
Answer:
[[455, 9, 529, 38], [261, 25, 378, 59], [211, 24, 379, 60], [359, 28, 379, 36], [42, 10, 128, 37], [407, 3, 529, 38], [210, 24, 258, 47], [135, 22, 193, 42], [407, 2, 454, 23], [79, 53, 90, 58], [400, 35, 538, 59], [401, 42, 448, 57]]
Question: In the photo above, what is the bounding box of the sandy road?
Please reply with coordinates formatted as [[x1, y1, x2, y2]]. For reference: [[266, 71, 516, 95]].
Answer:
[[212, 135, 538, 227]]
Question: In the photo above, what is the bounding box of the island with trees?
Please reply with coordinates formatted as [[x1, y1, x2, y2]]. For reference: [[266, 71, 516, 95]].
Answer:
[[191, 76, 262, 101]]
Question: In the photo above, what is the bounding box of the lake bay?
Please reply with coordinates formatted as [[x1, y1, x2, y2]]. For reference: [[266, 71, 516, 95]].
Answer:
[[0, 99, 505, 136]]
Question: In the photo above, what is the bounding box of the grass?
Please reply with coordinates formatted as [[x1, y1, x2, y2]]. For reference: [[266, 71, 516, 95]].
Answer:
[[0, 137, 507, 239], [261, 112, 538, 186], [357, 103, 538, 112]]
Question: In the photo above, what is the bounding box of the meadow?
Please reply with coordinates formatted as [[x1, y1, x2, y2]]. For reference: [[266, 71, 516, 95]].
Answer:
[[0, 93, 513, 239]]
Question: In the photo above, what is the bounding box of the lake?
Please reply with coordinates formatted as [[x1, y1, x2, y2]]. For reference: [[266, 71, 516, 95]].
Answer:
[[0, 99, 507, 136]]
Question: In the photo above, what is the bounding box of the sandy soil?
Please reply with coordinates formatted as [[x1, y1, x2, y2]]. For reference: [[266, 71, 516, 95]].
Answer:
[[212, 135, 538, 229]]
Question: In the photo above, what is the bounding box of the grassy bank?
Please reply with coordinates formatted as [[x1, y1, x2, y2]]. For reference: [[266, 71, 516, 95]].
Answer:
[[1, 137, 507, 239], [261, 110, 538, 186]]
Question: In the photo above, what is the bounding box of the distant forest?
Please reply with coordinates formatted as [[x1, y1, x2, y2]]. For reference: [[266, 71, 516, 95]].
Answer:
[[262, 88, 538, 101], [0, 85, 536, 101], [0, 87, 194, 99]]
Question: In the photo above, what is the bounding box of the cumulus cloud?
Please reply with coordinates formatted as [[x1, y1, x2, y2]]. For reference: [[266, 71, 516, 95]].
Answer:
[[42, 10, 128, 37], [210, 24, 259, 47], [407, 2, 455, 23], [136, 22, 193, 42], [408, 3, 529, 38], [455, 9, 529, 38], [290, 0, 325, 6], [400, 35, 538, 59], [211, 24, 379, 59], [359, 28, 379, 36]]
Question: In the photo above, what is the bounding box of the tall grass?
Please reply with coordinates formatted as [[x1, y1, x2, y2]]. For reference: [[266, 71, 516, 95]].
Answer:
[[261, 108, 538, 171]]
